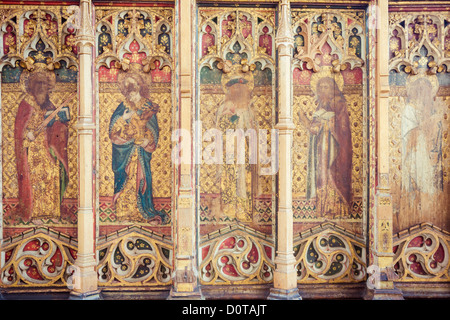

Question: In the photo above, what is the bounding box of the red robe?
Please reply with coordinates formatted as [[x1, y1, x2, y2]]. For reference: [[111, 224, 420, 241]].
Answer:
[[328, 95, 353, 205], [14, 98, 69, 221], [307, 95, 353, 208]]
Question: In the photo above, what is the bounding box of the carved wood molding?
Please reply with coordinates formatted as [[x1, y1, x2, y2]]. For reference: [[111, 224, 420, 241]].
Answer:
[[393, 223, 450, 282]]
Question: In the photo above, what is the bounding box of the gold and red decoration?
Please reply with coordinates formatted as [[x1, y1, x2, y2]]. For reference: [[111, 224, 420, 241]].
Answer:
[[393, 224, 450, 282], [199, 226, 274, 285], [389, 13, 450, 75], [0, 229, 77, 287]]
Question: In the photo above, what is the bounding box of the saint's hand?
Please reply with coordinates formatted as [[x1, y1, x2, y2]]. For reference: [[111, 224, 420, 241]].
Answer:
[[309, 122, 321, 135], [140, 138, 157, 152], [140, 138, 150, 148], [27, 131, 36, 142], [123, 108, 133, 120], [406, 127, 419, 152]]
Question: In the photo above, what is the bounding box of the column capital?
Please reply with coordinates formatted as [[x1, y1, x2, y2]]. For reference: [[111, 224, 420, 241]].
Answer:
[[76, 35, 95, 49]]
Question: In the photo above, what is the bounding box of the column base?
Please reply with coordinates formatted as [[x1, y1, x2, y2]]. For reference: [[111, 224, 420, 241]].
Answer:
[[167, 288, 204, 300], [267, 287, 302, 300], [364, 287, 404, 300], [69, 289, 103, 300]]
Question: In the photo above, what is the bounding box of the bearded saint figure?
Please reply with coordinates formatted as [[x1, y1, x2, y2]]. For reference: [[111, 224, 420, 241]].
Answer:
[[15, 68, 70, 222], [298, 75, 352, 218]]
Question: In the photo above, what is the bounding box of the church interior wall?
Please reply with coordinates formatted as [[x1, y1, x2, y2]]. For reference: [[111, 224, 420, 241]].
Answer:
[[0, 0, 448, 300]]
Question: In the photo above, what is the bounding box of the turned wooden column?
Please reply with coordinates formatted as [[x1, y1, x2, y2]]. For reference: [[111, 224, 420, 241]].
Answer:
[[70, 0, 100, 300], [169, 0, 203, 300], [369, 0, 403, 300], [268, 0, 301, 300]]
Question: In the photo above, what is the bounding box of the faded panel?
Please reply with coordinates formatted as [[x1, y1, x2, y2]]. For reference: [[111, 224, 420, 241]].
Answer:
[[389, 12, 450, 234], [197, 6, 276, 285], [198, 8, 276, 236]]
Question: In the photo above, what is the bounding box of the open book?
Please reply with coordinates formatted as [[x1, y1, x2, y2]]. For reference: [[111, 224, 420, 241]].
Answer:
[[313, 109, 335, 120]]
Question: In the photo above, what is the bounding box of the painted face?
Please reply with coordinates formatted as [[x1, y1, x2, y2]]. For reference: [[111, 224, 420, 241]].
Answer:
[[30, 78, 50, 106], [317, 78, 335, 102], [228, 82, 251, 103], [125, 77, 141, 102], [411, 79, 433, 106]]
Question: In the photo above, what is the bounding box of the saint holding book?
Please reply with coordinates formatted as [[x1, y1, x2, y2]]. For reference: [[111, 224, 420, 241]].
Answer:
[[298, 72, 352, 218], [15, 67, 71, 222]]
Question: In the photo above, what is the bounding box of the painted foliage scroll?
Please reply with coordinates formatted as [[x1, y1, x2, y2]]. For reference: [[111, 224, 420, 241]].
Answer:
[[0, 6, 78, 237], [388, 12, 450, 281], [197, 7, 276, 285]]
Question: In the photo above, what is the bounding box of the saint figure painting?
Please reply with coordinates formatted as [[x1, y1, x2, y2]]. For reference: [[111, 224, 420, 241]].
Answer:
[[298, 70, 352, 218], [109, 69, 169, 224], [215, 64, 258, 222], [14, 67, 70, 222], [401, 76, 443, 196]]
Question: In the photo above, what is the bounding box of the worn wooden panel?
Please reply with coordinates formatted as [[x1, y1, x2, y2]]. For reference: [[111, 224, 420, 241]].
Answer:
[[197, 6, 276, 285], [388, 11, 450, 234], [198, 7, 276, 235], [291, 9, 367, 237], [388, 11, 450, 282]]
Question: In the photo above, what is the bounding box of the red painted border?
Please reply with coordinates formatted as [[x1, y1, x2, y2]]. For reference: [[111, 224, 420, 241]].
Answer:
[[0, 1, 78, 5], [0, 1, 175, 7]]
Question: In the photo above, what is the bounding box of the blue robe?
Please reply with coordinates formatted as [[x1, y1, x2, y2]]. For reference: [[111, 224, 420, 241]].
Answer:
[[109, 100, 168, 223]]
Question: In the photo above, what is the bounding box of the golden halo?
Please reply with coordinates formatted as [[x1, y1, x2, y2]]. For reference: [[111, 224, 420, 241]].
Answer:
[[310, 66, 344, 95], [406, 72, 439, 98], [221, 64, 255, 92]]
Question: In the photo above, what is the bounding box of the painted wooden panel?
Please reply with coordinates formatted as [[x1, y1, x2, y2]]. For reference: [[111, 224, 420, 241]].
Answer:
[[197, 6, 276, 285], [95, 6, 174, 286], [388, 11, 450, 234], [291, 9, 367, 237], [198, 7, 276, 235], [0, 6, 79, 238], [95, 7, 174, 239], [388, 11, 450, 282]]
